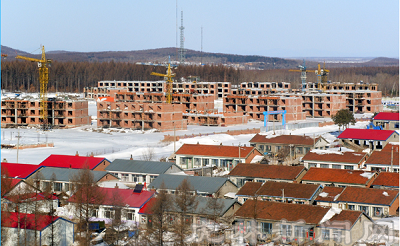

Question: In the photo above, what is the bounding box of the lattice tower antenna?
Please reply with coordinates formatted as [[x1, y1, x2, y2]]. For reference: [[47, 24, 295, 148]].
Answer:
[[179, 11, 185, 64]]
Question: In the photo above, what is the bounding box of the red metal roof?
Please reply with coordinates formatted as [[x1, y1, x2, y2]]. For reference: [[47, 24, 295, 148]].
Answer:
[[175, 144, 257, 158], [138, 197, 156, 214], [40, 154, 107, 170], [1, 162, 42, 179], [68, 187, 155, 208], [301, 168, 376, 186], [1, 211, 61, 231], [337, 128, 396, 141], [373, 112, 399, 121]]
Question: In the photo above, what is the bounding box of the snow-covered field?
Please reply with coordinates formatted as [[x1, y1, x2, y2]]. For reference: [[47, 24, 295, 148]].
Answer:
[[0, 93, 370, 165]]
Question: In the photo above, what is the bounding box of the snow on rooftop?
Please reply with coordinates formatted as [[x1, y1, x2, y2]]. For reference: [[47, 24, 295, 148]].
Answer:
[[97, 181, 130, 189], [310, 149, 344, 155], [319, 192, 329, 197], [383, 191, 389, 196], [319, 207, 342, 224], [250, 155, 264, 163], [360, 172, 375, 179]]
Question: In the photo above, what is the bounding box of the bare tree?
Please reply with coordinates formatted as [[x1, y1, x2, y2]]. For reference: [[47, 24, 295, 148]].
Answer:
[[205, 197, 224, 244], [104, 185, 125, 245], [172, 179, 198, 246], [276, 146, 290, 164], [70, 167, 106, 246], [145, 182, 172, 246], [141, 145, 155, 161]]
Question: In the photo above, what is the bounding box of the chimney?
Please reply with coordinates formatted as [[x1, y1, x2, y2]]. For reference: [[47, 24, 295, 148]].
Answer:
[[115, 183, 119, 189], [90, 152, 94, 157], [130, 154, 133, 160], [2, 158, 7, 163], [75, 151, 79, 156]]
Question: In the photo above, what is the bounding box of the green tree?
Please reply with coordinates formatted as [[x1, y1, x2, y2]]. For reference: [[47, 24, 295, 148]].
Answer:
[[331, 109, 356, 132]]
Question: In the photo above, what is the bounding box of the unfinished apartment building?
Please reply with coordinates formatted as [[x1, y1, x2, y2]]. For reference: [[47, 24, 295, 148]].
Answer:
[[224, 95, 306, 122], [1, 98, 90, 128], [84, 80, 232, 100], [184, 112, 249, 126], [301, 93, 347, 118], [97, 101, 187, 131], [114, 92, 216, 113], [231, 82, 292, 96]]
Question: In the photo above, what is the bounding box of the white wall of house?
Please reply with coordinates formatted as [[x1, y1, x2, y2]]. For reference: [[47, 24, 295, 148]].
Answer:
[[176, 155, 245, 171], [41, 219, 74, 246], [337, 202, 389, 219], [365, 164, 399, 173], [304, 161, 359, 170], [97, 205, 140, 223]]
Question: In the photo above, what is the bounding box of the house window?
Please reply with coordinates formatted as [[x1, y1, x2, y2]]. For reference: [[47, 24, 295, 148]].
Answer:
[[296, 147, 303, 154], [295, 226, 306, 238], [127, 212, 135, 221], [91, 209, 99, 217], [43, 181, 51, 190], [265, 145, 271, 151], [373, 207, 382, 217], [121, 174, 129, 182], [344, 165, 354, 170], [261, 222, 272, 234], [132, 174, 140, 182], [333, 229, 342, 242], [149, 175, 157, 183], [104, 209, 114, 219], [237, 178, 245, 187], [259, 145, 264, 152], [332, 165, 341, 169], [54, 182, 62, 192], [141, 216, 147, 224], [212, 159, 219, 166], [65, 183, 70, 191], [348, 205, 355, 210], [359, 206, 369, 215], [202, 159, 209, 166], [320, 164, 329, 168], [194, 158, 201, 167], [281, 224, 292, 237], [309, 163, 317, 168], [322, 229, 330, 240]]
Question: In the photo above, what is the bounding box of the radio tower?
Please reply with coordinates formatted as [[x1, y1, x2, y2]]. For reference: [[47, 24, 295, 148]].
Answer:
[[179, 11, 185, 64]]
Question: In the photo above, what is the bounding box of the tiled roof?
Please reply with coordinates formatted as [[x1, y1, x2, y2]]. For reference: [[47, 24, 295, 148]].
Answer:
[[381, 143, 399, 153], [106, 159, 182, 174], [371, 172, 399, 188], [68, 187, 155, 208], [336, 186, 399, 206], [337, 128, 396, 141], [315, 186, 345, 202], [175, 144, 256, 158], [250, 134, 315, 146], [255, 181, 321, 200], [229, 164, 305, 180], [236, 182, 263, 196], [301, 168, 375, 185], [302, 151, 366, 164], [1, 212, 67, 231], [40, 154, 109, 170], [366, 151, 399, 166], [373, 112, 399, 121], [234, 200, 329, 224], [319, 210, 364, 229], [1, 162, 42, 179]]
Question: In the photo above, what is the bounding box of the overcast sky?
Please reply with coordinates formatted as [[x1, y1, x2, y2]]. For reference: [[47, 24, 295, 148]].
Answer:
[[1, 0, 399, 58]]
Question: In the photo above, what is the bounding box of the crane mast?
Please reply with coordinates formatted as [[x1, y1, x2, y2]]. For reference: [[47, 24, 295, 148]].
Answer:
[[16, 46, 52, 130]]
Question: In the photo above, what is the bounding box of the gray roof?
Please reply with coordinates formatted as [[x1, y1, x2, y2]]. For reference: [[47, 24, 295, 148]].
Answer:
[[32, 167, 115, 183], [148, 174, 236, 194], [105, 159, 182, 174], [168, 196, 239, 216]]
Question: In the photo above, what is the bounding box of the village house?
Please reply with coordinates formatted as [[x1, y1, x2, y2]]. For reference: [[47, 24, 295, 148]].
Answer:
[[26, 167, 118, 194], [364, 148, 399, 172], [2, 212, 75, 246], [372, 112, 399, 130], [300, 167, 377, 187], [302, 150, 368, 170], [370, 172, 399, 190], [174, 143, 262, 171], [233, 200, 329, 244], [2, 192, 59, 214], [235, 181, 323, 205], [148, 174, 238, 198], [249, 134, 329, 157], [316, 210, 374, 246], [68, 186, 155, 224], [315, 186, 399, 219], [228, 163, 307, 187], [39, 154, 111, 171], [1, 162, 43, 179], [338, 128, 399, 151], [138, 196, 242, 235], [105, 159, 183, 185]]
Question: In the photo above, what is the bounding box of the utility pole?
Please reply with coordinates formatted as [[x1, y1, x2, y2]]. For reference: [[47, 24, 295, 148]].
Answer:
[[16, 130, 21, 163], [174, 126, 176, 153], [281, 189, 285, 203], [391, 146, 393, 172]]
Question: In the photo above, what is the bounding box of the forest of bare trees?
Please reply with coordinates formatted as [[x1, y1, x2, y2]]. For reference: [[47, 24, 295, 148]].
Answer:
[[1, 60, 398, 97]]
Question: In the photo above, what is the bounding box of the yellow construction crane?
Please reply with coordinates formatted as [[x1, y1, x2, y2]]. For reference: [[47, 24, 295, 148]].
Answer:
[[289, 60, 314, 92], [137, 56, 177, 104], [315, 62, 330, 91], [16, 46, 52, 129]]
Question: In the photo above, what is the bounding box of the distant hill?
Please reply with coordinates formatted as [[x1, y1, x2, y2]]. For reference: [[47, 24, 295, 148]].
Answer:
[[1, 45, 398, 69]]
